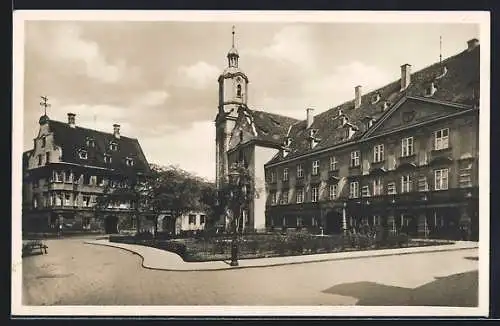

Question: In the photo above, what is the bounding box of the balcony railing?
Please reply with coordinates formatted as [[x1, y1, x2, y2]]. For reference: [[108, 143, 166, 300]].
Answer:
[[429, 147, 453, 165]]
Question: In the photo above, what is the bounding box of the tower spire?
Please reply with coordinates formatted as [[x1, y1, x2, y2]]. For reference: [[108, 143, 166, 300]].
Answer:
[[232, 25, 235, 48], [439, 35, 442, 64]]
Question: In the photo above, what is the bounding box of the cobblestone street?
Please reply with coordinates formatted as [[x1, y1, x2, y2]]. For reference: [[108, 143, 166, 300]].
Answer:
[[21, 238, 479, 306]]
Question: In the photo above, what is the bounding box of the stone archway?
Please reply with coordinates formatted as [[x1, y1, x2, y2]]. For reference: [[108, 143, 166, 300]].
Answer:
[[104, 215, 119, 234]]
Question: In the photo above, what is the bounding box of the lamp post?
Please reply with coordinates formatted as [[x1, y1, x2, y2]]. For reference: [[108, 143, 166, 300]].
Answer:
[[228, 162, 248, 267]]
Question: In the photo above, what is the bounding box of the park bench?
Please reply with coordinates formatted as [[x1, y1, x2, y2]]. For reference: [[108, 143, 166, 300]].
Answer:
[[22, 240, 48, 256]]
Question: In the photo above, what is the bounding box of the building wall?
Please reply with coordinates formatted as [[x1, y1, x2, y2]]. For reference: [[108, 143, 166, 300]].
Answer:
[[174, 212, 207, 234], [27, 126, 62, 170], [254, 145, 279, 231]]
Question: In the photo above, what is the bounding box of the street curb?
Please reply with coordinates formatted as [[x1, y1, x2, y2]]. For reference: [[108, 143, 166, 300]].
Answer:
[[84, 240, 478, 272]]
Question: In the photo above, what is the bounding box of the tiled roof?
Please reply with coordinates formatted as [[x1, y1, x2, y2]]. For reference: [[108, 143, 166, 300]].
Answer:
[[31, 119, 150, 174], [266, 45, 480, 164], [244, 108, 300, 145]]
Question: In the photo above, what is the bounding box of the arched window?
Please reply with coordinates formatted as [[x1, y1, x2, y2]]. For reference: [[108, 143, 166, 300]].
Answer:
[[236, 84, 242, 98]]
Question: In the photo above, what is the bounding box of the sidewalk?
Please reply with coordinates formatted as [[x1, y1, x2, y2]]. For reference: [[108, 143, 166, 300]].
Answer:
[[84, 239, 478, 272]]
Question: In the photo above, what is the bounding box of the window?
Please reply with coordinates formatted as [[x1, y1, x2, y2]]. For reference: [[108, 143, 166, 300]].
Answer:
[[55, 194, 62, 206], [401, 175, 412, 193], [53, 171, 63, 182], [435, 169, 449, 190], [312, 217, 318, 227], [311, 186, 319, 202], [387, 182, 397, 195], [79, 150, 88, 160], [90, 176, 97, 185], [32, 179, 39, 188], [64, 193, 72, 206], [349, 181, 359, 198], [41, 137, 46, 148], [283, 168, 289, 181], [236, 84, 242, 98], [83, 174, 91, 185], [297, 164, 304, 178], [64, 171, 72, 183], [350, 151, 360, 167], [33, 197, 38, 208], [86, 138, 95, 148], [418, 176, 429, 192], [82, 195, 91, 207], [459, 163, 473, 188], [280, 191, 289, 205], [373, 144, 385, 163], [270, 192, 277, 205], [97, 176, 104, 186], [125, 158, 134, 166], [200, 215, 206, 224], [45, 152, 50, 164], [435, 128, 449, 150], [38, 154, 42, 166], [329, 184, 337, 200], [109, 142, 118, 151], [188, 214, 196, 225], [104, 154, 112, 164], [270, 170, 276, 183], [373, 178, 383, 196], [401, 137, 414, 157], [297, 217, 303, 227], [361, 185, 370, 197], [296, 189, 304, 203], [312, 160, 320, 176], [329, 156, 338, 171]]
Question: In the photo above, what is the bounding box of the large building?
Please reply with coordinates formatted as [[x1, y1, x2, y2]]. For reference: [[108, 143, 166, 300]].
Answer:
[[22, 109, 151, 234], [215, 32, 480, 240]]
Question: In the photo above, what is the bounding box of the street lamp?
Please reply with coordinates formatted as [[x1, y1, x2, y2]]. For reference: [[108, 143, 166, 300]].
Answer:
[[227, 162, 247, 267]]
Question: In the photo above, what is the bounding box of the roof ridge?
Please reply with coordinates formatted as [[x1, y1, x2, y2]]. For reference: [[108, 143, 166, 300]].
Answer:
[[49, 119, 138, 141]]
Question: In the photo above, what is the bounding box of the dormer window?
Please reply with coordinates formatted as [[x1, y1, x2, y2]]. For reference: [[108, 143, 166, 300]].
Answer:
[[86, 137, 95, 148], [436, 66, 448, 79], [109, 142, 118, 151], [236, 84, 242, 98], [371, 93, 381, 104], [79, 150, 88, 160], [382, 101, 390, 112], [125, 157, 135, 167], [425, 82, 437, 97], [104, 154, 112, 164], [284, 137, 292, 147]]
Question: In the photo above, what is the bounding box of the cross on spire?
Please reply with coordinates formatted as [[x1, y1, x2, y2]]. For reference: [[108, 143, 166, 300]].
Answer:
[[40, 96, 50, 116]]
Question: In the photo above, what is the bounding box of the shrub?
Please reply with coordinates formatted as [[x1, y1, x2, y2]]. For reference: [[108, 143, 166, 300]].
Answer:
[[135, 231, 153, 240], [155, 240, 187, 258], [397, 233, 409, 247], [357, 234, 372, 249], [247, 240, 259, 254]]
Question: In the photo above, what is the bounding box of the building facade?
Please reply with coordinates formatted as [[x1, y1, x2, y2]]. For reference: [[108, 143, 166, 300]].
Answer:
[[22, 111, 151, 234], [215, 32, 480, 240]]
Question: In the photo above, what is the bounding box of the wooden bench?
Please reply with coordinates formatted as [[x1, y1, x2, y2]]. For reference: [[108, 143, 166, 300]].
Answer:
[[22, 240, 48, 256]]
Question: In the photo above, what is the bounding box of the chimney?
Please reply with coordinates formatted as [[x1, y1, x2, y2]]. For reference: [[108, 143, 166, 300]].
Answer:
[[113, 124, 121, 139], [467, 38, 479, 51], [306, 108, 314, 129], [354, 85, 362, 109], [67, 113, 76, 128], [400, 64, 412, 91]]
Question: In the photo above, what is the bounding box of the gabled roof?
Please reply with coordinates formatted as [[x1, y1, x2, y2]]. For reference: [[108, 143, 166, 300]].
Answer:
[[28, 119, 150, 174], [242, 107, 300, 145], [266, 44, 480, 165]]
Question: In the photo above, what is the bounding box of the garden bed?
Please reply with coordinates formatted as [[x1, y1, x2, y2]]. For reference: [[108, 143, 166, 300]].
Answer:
[[109, 232, 455, 262]]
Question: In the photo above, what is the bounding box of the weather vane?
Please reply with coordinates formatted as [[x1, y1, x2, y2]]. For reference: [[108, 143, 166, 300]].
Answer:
[[40, 96, 50, 116]]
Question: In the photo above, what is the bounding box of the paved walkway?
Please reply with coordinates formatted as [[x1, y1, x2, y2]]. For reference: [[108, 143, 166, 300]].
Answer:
[[84, 239, 478, 271]]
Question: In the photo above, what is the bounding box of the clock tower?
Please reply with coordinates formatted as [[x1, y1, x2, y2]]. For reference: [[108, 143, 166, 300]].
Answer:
[[215, 26, 249, 188]]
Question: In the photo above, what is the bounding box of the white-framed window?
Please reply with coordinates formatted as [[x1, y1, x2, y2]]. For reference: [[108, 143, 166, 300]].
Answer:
[[418, 176, 429, 192], [312, 160, 320, 176], [79, 150, 88, 160], [361, 185, 370, 197], [55, 193, 63, 206], [297, 164, 304, 178], [280, 191, 289, 205], [373, 178, 383, 196], [33, 197, 38, 208], [104, 154, 112, 164], [109, 142, 118, 151], [401, 175, 412, 193], [459, 163, 473, 188], [297, 217, 303, 227], [350, 150, 360, 167], [188, 214, 196, 225], [283, 168, 289, 181], [64, 193, 72, 206], [312, 217, 318, 227], [373, 144, 385, 163], [271, 192, 277, 205], [401, 137, 414, 157], [82, 195, 91, 207], [434, 128, 449, 150], [373, 215, 381, 226], [200, 215, 206, 224], [329, 184, 337, 200], [349, 181, 359, 198], [296, 189, 304, 203], [435, 169, 449, 190], [311, 186, 319, 202], [329, 156, 338, 171], [125, 157, 134, 167], [64, 171, 72, 183], [387, 182, 397, 195], [86, 138, 95, 148]]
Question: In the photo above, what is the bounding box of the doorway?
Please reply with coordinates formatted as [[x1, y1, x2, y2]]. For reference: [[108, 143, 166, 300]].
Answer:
[[325, 210, 343, 234], [104, 215, 119, 234]]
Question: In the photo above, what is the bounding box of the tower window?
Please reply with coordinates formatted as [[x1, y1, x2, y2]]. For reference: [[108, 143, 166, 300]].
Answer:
[[236, 84, 242, 98]]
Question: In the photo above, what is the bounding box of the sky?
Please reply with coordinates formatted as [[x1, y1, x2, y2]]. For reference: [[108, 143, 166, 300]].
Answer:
[[22, 19, 479, 181]]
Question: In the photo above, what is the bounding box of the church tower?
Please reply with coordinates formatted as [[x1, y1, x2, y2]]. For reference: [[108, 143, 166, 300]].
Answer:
[[215, 26, 249, 189]]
